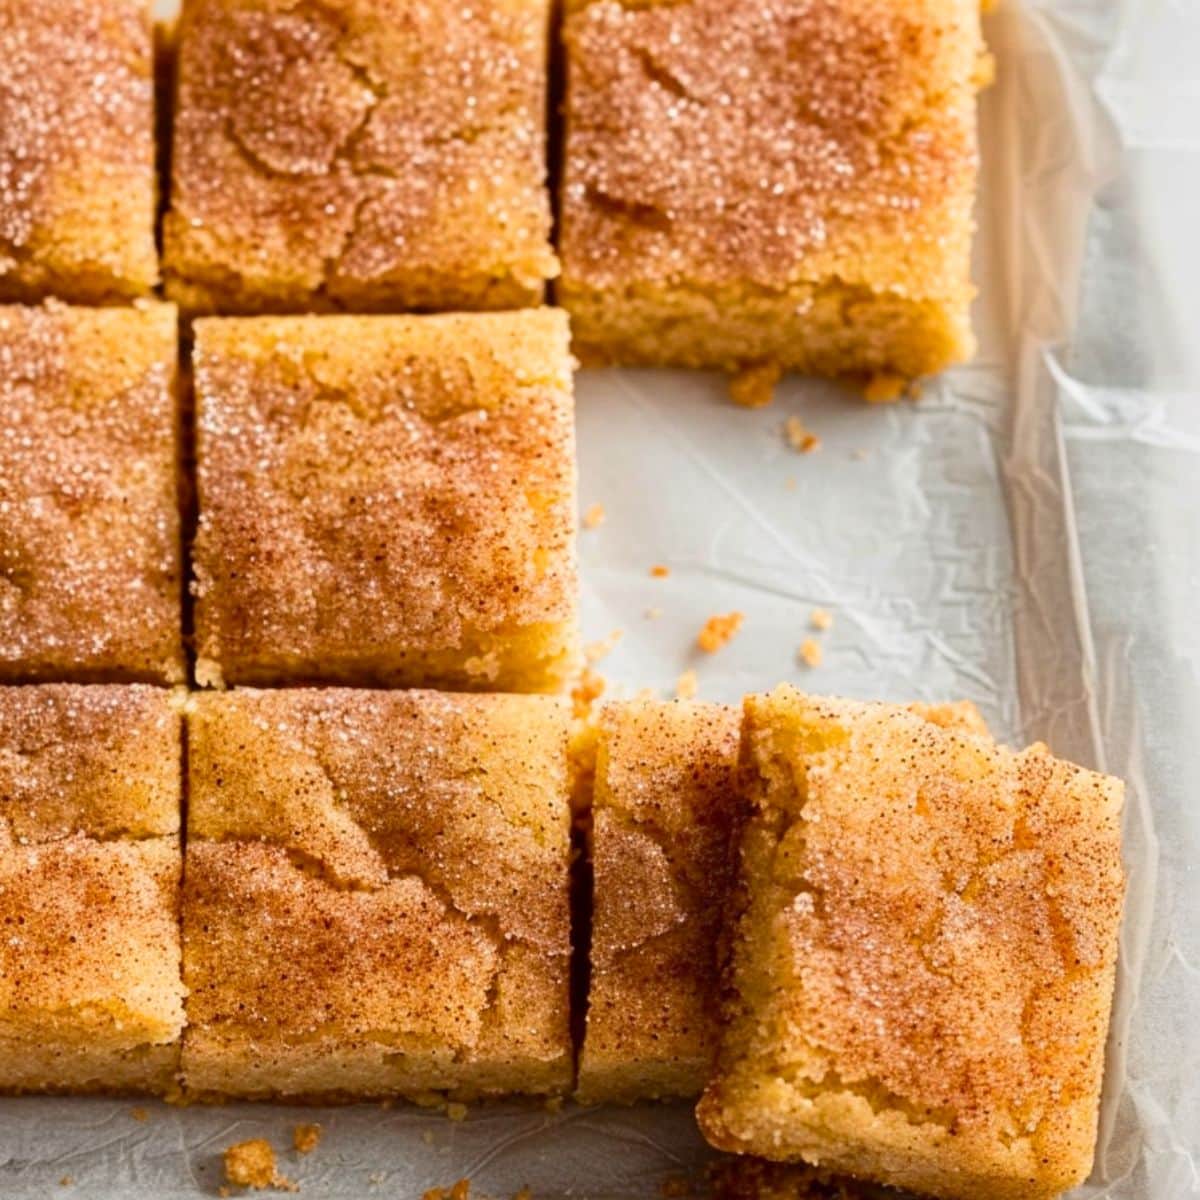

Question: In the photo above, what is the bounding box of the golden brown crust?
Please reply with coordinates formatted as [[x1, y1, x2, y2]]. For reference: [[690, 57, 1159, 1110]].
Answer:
[[0, 685, 184, 1095], [577, 698, 742, 1103], [559, 0, 983, 376], [165, 0, 557, 313], [0, 0, 158, 302], [0, 303, 184, 683], [191, 310, 578, 691], [182, 688, 573, 1100], [697, 687, 1126, 1200]]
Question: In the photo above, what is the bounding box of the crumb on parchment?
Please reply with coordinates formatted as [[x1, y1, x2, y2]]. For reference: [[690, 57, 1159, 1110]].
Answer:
[[585, 630, 623, 663], [697, 612, 744, 654], [422, 1182, 471, 1200], [222, 1139, 296, 1192], [572, 667, 606, 719], [650, 564, 670, 578], [729, 363, 781, 409], [810, 608, 833, 631], [784, 415, 821, 454], [661, 1175, 694, 1197], [645, 607, 663, 620], [445, 1102, 468, 1122], [130, 1107, 149, 1122], [583, 503, 606, 529], [292, 1124, 321, 1155], [675, 669, 699, 699], [798, 638, 823, 668]]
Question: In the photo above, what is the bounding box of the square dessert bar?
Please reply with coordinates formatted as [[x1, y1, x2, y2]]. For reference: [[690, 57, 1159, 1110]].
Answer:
[[191, 309, 577, 691], [698, 687, 1126, 1200], [560, 0, 986, 380], [577, 697, 988, 1106], [0, 303, 184, 684], [164, 0, 557, 313], [577, 698, 742, 1103], [0, 685, 184, 1094], [182, 688, 574, 1100], [0, 0, 158, 303]]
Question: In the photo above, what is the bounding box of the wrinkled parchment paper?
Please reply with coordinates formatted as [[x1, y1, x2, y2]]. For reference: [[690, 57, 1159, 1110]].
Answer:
[[2, 0, 1197, 1195]]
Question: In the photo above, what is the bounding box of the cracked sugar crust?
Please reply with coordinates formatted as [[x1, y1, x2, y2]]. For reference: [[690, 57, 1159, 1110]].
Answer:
[[578, 699, 742, 1103], [0, 0, 158, 303], [698, 688, 1126, 1200], [562, 0, 980, 299], [191, 310, 577, 691], [165, 0, 558, 314], [559, 0, 983, 374], [0, 685, 180, 842], [182, 689, 573, 1100], [0, 304, 184, 684]]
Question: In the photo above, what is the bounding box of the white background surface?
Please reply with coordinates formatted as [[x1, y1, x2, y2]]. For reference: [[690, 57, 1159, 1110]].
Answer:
[[2, 0, 1198, 1195]]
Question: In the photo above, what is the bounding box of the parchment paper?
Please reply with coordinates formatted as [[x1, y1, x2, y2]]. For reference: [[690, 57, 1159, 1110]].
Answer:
[[1, 0, 1196, 1195]]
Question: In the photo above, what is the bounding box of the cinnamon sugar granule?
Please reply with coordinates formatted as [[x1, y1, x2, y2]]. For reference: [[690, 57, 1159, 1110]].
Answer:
[[798, 638, 823, 668], [650, 564, 671, 578], [572, 667, 607, 719], [864, 372, 908, 404], [810, 609, 834, 632], [697, 612, 744, 654], [583, 503, 607, 529], [222, 1140, 295, 1192], [729, 363, 781, 409], [675, 670, 699, 700], [292, 1124, 321, 1155], [784, 416, 821, 454]]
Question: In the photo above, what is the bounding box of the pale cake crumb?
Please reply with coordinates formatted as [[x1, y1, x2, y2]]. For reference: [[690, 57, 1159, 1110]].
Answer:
[[222, 1140, 295, 1192], [572, 667, 607, 719], [798, 639, 823, 668], [863, 372, 908, 404], [784, 416, 821, 454], [583, 503, 607, 529], [697, 612, 744, 654], [292, 1124, 321, 1155], [810, 609, 834, 632], [585, 630, 624, 663], [650, 564, 671, 578], [445, 1102, 468, 1122], [675, 670, 699, 700], [729, 363, 782, 409]]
